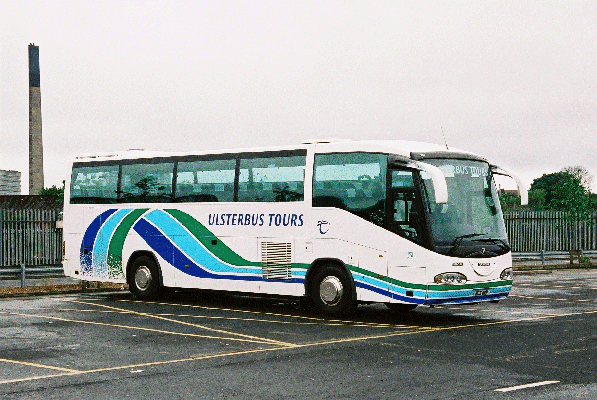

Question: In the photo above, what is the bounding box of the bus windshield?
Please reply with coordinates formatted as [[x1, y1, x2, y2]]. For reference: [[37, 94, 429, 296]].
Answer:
[[420, 158, 509, 257]]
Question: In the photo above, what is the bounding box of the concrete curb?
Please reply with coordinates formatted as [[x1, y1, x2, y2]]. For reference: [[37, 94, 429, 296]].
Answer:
[[0, 282, 127, 298]]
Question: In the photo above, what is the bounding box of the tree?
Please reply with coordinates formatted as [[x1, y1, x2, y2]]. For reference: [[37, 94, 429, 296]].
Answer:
[[530, 171, 570, 206], [530, 169, 592, 222], [38, 181, 65, 205], [562, 165, 594, 191], [500, 189, 547, 212], [528, 188, 547, 210]]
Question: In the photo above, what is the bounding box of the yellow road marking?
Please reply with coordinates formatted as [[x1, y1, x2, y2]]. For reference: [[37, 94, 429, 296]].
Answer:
[[111, 298, 412, 328], [15, 306, 412, 329], [80, 347, 296, 374], [22, 308, 597, 377], [74, 300, 412, 329], [70, 300, 296, 347], [0, 373, 76, 385], [0, 358, 80, 373], [0, 311, 282, 345], [3, 299, 597, 385]]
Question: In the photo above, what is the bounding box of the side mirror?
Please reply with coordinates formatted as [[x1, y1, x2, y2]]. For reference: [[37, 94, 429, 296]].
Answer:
[[490, 164, 528, 206]]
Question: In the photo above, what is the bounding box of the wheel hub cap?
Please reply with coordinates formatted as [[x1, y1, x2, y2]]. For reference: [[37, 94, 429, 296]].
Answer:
[[320, 276, 343, 305], [134, 266, 151, 290]]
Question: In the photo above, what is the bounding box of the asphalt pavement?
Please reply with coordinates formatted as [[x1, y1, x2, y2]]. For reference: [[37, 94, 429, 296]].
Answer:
[[2, 268, 597, 399]]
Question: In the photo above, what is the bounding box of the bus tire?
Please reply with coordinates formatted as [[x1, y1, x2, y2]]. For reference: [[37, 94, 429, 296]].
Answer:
[[386, 303, 418, 313], [129, 255, 161, 300], [311, 264, 354, 316]]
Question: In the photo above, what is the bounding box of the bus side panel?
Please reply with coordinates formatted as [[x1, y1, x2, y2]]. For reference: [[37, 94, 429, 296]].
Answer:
[[386, 265, 426, 305], [118, 207, 306, 297], [62, 204, 86, 279], [355, 244, 389, 303], [171, 235, 261, 293], [64, 205, 131, 282], [307, 208, 428, 305], [121, 233, 176, 287]]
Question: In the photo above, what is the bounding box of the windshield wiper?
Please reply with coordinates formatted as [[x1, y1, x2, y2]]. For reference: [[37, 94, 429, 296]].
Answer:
[[476, 237, 510, 252], [447, 233, 485, 255]]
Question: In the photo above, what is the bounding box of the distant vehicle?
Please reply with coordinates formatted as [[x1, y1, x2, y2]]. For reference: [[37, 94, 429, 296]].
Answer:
[[62, 139, 527, 315]]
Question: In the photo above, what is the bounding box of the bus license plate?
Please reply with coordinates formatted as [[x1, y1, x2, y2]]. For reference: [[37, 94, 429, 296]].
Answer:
[[474, 289, 489, 296]]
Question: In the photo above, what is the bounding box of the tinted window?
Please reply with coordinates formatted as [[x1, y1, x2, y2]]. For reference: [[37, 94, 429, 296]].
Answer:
[[121, 162, 174, 203], [421, 159, 508, 250], [238, 155, 305, 202], [70, 165, 119, 204], [313, 153, 386, 226], [390, 169, 422, 242], [176, 158, 236, 202]]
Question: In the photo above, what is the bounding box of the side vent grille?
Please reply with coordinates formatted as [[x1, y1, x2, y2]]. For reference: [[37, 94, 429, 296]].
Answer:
[[261, 242, 292, 280]]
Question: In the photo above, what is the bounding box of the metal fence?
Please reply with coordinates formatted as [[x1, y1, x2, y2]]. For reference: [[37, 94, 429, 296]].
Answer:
[[0, 206, 62, 268], [504, 211, 597, 252], [2, 201, 597, 286], [0, 264, 65, 287], [512, 250, 597, 266]]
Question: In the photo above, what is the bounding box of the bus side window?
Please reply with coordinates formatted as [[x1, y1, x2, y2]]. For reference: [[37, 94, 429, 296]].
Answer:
[[389, 170, 422, 242], [70, 165, 119, 204], [176, 158, 236, 202], [121, 162, 174, 203], [313, 153, 387, 227], [238, 154, 305, 202]]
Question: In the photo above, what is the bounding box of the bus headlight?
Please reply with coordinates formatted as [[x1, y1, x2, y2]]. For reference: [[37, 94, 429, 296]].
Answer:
[[500, 268, 513, 280], [434, 272, 467, 285]]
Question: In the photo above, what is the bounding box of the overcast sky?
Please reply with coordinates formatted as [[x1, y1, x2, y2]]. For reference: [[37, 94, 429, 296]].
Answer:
[[1, 1, 596, 194]]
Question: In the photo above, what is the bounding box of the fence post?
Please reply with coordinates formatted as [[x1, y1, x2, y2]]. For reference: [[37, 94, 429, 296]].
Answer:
[[541, 250, 545, 265], [20, 263, 26, 288]]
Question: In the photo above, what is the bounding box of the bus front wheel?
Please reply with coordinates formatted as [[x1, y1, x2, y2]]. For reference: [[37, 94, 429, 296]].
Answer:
[[311, 264, 354, 316], [129, 255, 161, 300]]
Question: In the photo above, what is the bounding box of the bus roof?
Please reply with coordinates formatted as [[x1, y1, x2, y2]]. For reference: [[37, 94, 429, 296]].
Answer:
[[72, 139, 480, 162]]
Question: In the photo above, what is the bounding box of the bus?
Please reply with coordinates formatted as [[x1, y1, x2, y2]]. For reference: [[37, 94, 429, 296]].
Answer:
[[62, 139, 527, 315]]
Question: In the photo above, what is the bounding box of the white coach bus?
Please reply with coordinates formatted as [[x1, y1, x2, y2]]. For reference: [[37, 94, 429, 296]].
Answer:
[[62, 140, 527, 315]]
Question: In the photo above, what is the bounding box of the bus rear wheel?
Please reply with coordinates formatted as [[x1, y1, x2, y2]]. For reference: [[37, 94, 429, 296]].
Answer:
[[129, 255, 161, 300], [311, 264, 354, 316]]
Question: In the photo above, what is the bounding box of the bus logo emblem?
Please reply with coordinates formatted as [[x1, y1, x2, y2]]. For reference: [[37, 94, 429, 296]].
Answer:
[[317, 220, 330, 234]]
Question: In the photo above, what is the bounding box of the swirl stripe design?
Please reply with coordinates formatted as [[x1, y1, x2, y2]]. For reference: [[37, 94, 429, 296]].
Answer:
[[164, 209, 261, 267], [107, 208, 149, 278], [140, 210, 261, 276], [133, 218, 263, 282], [92, 209, 132, 276], [80, 208, 303, 283], [80, 209, 117, 274]]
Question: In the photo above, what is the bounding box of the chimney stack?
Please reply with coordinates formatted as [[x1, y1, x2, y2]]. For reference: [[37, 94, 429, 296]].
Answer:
[[28, 43, 44, 195]]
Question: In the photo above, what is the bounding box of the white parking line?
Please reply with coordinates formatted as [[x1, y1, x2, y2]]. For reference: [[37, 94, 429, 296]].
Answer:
[[495, 380, 559, 392]]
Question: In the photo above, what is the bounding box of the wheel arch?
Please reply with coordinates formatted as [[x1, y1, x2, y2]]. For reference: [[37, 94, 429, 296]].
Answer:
[[305, 258, 357, 300], [126, 250, 163, 287]]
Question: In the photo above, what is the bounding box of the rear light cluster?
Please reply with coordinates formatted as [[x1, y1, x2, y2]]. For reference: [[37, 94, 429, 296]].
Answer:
[[434, 272, 467, 285]]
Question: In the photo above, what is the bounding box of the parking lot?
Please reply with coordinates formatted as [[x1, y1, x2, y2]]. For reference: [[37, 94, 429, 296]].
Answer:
[[2, 269, 597, 399]]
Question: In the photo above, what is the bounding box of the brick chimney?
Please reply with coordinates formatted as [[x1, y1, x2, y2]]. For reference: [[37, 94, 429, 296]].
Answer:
[[28, 43, 44, 194]]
